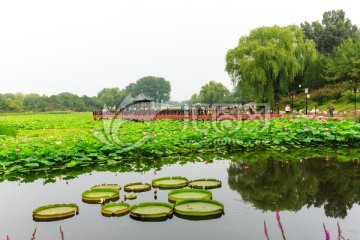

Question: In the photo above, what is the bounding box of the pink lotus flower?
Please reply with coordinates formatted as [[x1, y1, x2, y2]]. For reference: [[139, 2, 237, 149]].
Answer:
[[153, 133, 157, 137], [276, 211, 286, 239], [264, 221, 270, 240], [325, 156, 330, 161], [276, 212, 282, 228], [323, 223, 330, 240], [15, 148, 20, 152], [243, 166, 249, 169], [204, 161, 208, 164], [60, 226, 64, 240], [142, 132, 147, 136], [30, 228, 37, 240], [337, 222, 346, 240]]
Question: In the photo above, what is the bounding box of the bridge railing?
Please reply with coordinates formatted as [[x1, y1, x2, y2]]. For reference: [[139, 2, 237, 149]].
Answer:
[[92, 107, 278, 119]]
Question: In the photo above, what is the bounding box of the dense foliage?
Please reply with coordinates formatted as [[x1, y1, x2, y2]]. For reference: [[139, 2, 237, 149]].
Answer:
[[1, 113, 360, 179], [189, 80, 231, 105], [301, 9, 359, 54], [225, 25, 317, 105]]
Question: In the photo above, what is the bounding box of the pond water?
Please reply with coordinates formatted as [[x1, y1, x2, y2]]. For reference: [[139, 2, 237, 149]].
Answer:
[[0, 153, 359, 240]]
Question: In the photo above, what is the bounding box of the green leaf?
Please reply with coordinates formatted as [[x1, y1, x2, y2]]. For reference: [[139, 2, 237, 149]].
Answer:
[[66, 160, 82, 168], [25, 163, 39, 168]]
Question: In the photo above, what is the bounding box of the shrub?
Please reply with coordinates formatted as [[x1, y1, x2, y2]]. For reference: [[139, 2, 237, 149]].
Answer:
[[342, 90, 360, 103], [311, 87, 344, 105]]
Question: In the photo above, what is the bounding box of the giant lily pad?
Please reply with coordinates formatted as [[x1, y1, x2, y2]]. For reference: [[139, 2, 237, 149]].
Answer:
[[82, 188, 119, 203], [125, 194, 137, 200], [101, 202, 130, 217], [188, 178, 222, 189], [174, 199, 224, 220], [152, 176, 188, 189], [130, 202, 173, 221], [91, 183, 121, 190], [168, 189, 212, 203], [33, 203, 79, 221], [124, 182, 151, 192]]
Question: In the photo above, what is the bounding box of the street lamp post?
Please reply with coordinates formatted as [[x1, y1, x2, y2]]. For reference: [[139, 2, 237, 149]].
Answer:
[[354, 82, 358, 119], [291, 92, 294, 114], [305, 88, 309, 115]]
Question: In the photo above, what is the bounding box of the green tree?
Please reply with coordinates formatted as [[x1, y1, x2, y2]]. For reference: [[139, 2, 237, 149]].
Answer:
[[81, 95, 102, 110], [0, 94, 8, 111], [24, 93, 44, 112], [324, 37, 360, 84], [301, 9, 359, 54], [226, 25, 317, 104], [56, 92, 87, 111], [5, 93, 25, 112], [198, 81, 230, 106], [189, 93, 199, 105], [97, 88, 126, 108], [124, 83, 137, 97], [125, 76, 171, 102]]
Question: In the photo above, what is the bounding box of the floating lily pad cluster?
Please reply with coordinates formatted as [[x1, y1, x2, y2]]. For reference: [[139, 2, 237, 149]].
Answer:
[[101, 202, 131, 216], [130, 202, 173, 220], [124, 182, 151, 192], [32, 176, 224, 222], [82, 184, 120, 204], [32, 203, 79, 222], [188, 178, 222, 189], [152, 176, 188, 189]]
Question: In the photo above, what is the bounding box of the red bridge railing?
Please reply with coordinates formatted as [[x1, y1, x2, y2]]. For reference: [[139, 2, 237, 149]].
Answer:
[[92, 108, 279, 121]]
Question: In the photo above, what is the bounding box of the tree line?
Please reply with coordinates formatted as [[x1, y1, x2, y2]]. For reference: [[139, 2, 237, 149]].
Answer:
[[0, 76, 171, 113]]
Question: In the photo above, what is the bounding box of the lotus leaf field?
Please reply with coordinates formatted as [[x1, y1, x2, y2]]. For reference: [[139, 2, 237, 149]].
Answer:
[[1, 112, 360, 178]]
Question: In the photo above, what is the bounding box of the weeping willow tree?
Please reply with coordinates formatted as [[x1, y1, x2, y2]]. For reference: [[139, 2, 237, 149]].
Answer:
[[225, 25, 317, 105]]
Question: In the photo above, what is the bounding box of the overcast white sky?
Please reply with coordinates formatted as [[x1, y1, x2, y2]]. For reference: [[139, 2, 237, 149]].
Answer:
[[0, 0, 359, 101]]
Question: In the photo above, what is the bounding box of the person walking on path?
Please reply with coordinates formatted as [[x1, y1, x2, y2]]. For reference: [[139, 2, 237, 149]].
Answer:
[[328, 103, 335, 117], [285, 104, 290, 114]]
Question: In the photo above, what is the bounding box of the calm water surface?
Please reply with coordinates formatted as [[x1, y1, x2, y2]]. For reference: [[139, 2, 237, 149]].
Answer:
[[0, 157, 359, 240]]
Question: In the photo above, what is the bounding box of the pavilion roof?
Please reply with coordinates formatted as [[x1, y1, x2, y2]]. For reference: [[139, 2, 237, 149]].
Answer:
[[132, 93, 154, 102]]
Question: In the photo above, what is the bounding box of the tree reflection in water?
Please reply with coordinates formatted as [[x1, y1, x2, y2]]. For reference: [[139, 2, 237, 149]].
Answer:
[[227, 157, 360, 218]]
